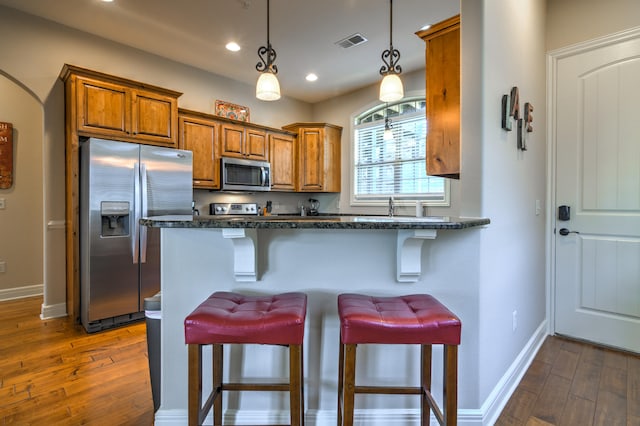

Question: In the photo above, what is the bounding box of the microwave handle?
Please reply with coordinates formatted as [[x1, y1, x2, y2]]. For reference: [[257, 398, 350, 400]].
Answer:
[[261, 166, 270, 187]]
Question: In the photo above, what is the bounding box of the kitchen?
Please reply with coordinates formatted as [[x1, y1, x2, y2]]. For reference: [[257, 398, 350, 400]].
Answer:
[[1, 0, 639, 425]]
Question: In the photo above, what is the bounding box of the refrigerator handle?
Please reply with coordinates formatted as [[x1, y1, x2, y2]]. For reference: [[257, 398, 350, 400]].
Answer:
[[133, 162, 140, 264], [140, 163, 149, 263]]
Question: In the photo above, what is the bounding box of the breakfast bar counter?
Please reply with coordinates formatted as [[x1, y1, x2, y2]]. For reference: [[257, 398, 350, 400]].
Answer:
[[145, 214, 489, 425]]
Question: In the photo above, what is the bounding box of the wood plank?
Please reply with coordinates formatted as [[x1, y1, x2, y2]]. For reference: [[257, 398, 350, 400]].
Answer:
[[570, 357, 603, 401], [530, 373, 571, 424], [560, 394, 595, 426], [594, 365, 627, 426]]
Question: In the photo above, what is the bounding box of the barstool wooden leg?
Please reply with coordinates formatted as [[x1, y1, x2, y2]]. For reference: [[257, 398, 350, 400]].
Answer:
[[188, 344, 203, 426], [289, 344, 303, 426], [342, 344, 357, 426], [421, 344, 433, 426], [443, 345, 458, 426], [213, 344, 223, 426], [337, 340, 344, 426]]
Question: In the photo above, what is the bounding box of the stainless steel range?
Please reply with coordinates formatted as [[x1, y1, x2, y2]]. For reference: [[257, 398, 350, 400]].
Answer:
[[210, 202, 259, 216]]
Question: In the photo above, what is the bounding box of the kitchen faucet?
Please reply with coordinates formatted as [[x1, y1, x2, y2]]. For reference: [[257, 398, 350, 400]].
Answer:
[[388, 196, 394, 217]]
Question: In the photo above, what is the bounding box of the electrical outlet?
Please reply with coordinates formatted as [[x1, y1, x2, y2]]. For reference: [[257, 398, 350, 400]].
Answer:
[[0, 261, 6, 273], [0, 198, 5, 209], [512, 310, 518, 332], [535, 199, 541, 216]]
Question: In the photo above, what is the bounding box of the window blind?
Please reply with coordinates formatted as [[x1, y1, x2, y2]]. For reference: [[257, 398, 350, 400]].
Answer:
[[354, 111, 445, 200]]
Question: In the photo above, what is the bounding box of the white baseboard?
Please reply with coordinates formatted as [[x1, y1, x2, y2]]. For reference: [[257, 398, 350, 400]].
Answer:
[[155, 322, 548, 426], [480, 320, 548, 425], [0, 284, 43, 302], [40, 302, 67, 319]]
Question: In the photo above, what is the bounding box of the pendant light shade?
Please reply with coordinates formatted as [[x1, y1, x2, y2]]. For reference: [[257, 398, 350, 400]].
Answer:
[[256, 71, 281, 101], [379, 74, 404, 103], [256, 0, 281, 101], [379, 0, 403, 102]]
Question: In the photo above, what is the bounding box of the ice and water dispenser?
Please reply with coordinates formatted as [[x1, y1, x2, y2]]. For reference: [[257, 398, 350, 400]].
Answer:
[[100, 201, 130, 237]]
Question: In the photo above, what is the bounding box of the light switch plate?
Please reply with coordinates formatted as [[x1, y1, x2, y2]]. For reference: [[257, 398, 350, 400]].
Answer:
[[0, 198, 5, 209], [0, 261, 6, 273]]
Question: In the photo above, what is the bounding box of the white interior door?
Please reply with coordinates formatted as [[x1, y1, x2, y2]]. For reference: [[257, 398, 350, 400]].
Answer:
[[553, 30, 640, 353]]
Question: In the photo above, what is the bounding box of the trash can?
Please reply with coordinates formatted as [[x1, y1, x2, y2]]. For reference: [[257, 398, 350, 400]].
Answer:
[[144, 292, 162, 412]]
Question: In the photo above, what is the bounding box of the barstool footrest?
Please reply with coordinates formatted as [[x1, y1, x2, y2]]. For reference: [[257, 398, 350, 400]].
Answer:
[[354, 385, 423, 395], [223, 382, 292, 392]]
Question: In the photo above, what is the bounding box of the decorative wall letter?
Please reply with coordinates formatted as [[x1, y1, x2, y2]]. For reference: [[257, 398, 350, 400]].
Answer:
[[501, 87, 533, 151]]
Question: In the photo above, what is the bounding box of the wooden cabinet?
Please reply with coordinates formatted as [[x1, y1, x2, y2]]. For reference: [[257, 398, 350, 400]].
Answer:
[[269, 132, 297, 191], [68, 68, 180, 147], [282, 123, 342, 193], [179, 110, 220, 189], [417, 15, 460, 179], [220, 122, 268, 161]]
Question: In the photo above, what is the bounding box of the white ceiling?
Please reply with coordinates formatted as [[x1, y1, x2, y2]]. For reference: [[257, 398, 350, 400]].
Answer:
[[0, 0, 459, 103]]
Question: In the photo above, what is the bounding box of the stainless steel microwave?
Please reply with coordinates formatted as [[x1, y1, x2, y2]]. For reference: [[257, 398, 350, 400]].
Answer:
[[221, 157, 271, 191]]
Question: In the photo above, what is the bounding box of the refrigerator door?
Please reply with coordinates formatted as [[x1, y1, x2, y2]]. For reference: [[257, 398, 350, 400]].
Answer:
[[138, 145, 192, 307], [81, 138, 140, 328]]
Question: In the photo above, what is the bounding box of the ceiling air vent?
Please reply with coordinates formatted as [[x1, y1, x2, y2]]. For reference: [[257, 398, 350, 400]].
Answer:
[[335, 33, 368, 49]]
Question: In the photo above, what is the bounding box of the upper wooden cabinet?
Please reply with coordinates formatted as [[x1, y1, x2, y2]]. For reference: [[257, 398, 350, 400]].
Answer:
[[282, 123, 342, 193], [269, 132, 297, 191], [220, 122, 268, 161], [179, 110, 220, 190], [416, 15, 460, 179], [61, 65, 181, 147]]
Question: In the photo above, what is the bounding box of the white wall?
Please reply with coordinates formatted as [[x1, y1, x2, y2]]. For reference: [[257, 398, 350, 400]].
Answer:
[[471, 0, 548, 408], [0, 6, 312, 310], [547, 0, 640, 51], [0, 75, 44, 298]]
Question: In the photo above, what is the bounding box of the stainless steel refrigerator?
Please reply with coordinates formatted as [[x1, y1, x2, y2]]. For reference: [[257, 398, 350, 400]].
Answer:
[[80, 137, 192, 333]]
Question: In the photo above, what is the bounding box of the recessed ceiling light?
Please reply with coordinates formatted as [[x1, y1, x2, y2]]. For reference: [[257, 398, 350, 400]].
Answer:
[[225, 42, 241, 52], [305, 73, 318, 82], [100, 0, 114, 2]]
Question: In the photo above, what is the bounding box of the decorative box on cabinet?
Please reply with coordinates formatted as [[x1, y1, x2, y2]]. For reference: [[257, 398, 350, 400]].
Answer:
[[282, 122, 342, 193], [179, 109, 220, 189], [269, 132, 297, 191], [416, 15, 460, 179], [220, 122, 268, 161]]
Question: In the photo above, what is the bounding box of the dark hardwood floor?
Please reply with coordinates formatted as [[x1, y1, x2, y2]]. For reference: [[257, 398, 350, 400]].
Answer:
[[2, 296, 639, 425], [496, 334, 640, 426], [0, 296, 154, 425]]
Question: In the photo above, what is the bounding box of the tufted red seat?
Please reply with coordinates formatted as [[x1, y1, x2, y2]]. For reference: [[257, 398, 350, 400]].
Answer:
[[185, 291, 306, 345], [337, 293, 461, 426], [185, 292, 307, 426]]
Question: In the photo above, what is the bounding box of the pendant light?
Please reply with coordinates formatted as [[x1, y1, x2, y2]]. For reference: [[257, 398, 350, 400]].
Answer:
[[379, 0, 404, 102], [256, 0, 281, 101], [383, 104, 394, 141]]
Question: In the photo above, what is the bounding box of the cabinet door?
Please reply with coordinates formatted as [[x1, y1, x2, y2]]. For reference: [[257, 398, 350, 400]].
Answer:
[[422, 17, 460, 179], [245, 129, 268, 160], [76, 77, 130, 138], [131, 89, 178, 147], [323, 126, 342, 192], [179, 116, 219, 189], [220, 123, 245, 158], [298, 128, 324, 191], [269, 133, 296, 191]]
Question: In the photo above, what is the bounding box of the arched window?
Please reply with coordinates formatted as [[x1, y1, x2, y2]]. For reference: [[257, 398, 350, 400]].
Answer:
[[352, 97, 448, 205]]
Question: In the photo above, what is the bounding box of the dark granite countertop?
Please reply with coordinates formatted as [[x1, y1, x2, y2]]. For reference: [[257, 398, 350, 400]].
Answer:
[[140, 214, 490, 230]]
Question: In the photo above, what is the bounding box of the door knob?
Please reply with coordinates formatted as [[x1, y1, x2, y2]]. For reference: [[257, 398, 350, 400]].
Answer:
[[558, 228, 579, 236]]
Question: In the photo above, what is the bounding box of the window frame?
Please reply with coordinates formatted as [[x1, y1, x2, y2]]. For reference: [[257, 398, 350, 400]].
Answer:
[[349, 97, 450, 208]]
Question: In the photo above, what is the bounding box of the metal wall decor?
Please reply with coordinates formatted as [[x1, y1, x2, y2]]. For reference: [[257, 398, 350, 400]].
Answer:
[[501, 86, 533, 151]]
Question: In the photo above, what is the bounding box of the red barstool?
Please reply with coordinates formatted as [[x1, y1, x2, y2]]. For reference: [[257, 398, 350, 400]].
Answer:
[[337, 293, 461, 426], [185, 291, 307, 426]]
